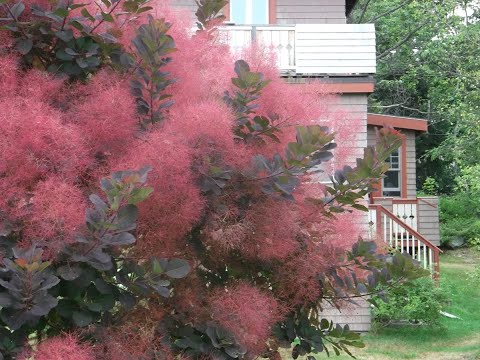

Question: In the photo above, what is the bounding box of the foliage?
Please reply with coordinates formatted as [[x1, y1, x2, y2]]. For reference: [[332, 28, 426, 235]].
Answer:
[[129, 15, 176, 126], [224, 59, 279, 144], [0, 0, 152, 79], [372, 277, 449, 327], [439, 194, 480, 248], [195, 0, 228, 31], [352, 0, 480, 194], [421, 177, 439, 196], [0, 169, 190, 357], [327, 250, 480, 359], [0, 1, 425, 359]]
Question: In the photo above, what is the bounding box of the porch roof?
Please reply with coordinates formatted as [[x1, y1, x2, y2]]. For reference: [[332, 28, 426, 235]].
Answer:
[[367, 113, 428, 132]]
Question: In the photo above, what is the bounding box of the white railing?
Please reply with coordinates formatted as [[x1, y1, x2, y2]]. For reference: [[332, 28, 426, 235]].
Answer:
[[218, 25, 296, 70], [369, 204, 441, 279], [392, 200, 418, 231], [217, 24, 376, 76]]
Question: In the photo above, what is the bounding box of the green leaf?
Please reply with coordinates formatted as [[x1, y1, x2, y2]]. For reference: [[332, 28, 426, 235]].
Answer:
[[164, 259, 190, 279], [136, 6, 153, 14], [76, 57, 89, 69], [10, 2, 25, 18], [101, 11, 114, 22], [116, 204, 138, 231], [0, 293, 12, 307], [56, 49, 74, 61], [128, 187, 153, 205], [69, 20, 84, 31], [55, 30, 74, 42], [57, 264, 82, 281], [15, 39, 33, 55], [72, 310, 93, 327], [151, 285, 170, 297], [108, 232, 136, 246], [53, 7, 69, 18], [30, 293, 58, 316], [80, 8, 94, 21]]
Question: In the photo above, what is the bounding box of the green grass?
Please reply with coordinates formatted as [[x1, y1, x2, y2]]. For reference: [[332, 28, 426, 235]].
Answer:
[[317, 249, 480, 360]]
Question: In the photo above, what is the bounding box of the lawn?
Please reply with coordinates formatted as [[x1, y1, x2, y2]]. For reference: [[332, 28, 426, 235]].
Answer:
[[316, 248, 480, 360]]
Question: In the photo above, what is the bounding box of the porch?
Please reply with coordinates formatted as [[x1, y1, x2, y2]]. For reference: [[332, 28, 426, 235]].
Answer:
[[368, 197, 442, 279], [216, 23, 376, 76]]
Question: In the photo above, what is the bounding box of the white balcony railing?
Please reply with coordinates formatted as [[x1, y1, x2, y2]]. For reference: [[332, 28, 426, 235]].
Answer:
[[368, 204, 441, 280], [217, 24, 376, 76]]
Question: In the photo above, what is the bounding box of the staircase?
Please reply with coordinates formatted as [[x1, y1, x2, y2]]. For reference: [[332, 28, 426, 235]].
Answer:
[[368, 204, 442, 280]]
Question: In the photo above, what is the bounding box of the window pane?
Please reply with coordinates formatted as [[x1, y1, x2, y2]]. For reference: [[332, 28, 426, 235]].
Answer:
[[252, 0, 269, 24], [383, 170, 400, 189], [231, 0, 268, 24], [230, 0, 246, 24], [383, 190, 401, 197]]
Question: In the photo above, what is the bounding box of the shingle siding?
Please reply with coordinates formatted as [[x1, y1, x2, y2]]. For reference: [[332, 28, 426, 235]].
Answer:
[[277, 0, 346, 24], [405, 130, 417, 198], [321, 298, 372, 332], [170, 0, 348, 25], [417, 197, 441, 246]]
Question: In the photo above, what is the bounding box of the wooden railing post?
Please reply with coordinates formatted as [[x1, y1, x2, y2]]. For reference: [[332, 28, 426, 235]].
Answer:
[[433, 248, 440, 284], [375, 205, 382, 242]]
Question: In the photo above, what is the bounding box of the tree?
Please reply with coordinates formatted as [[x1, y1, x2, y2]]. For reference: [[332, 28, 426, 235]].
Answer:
[[0, 0, 422, 359], [351, 0, 480, 193]]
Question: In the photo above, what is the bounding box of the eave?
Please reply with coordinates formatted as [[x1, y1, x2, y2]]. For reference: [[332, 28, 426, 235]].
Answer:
[[367, 113, 428, 132]]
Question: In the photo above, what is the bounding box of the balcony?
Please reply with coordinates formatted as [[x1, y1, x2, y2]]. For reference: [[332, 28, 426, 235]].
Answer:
[[217, 24, 376, 77]]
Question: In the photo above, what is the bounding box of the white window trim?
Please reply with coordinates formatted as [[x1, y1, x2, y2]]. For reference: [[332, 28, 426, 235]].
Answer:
[[230, 0, 269, 25], [382, 148, 402, 196]]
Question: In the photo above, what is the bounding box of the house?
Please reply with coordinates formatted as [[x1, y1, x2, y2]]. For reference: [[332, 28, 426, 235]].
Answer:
[[170, 0, 441, 332]]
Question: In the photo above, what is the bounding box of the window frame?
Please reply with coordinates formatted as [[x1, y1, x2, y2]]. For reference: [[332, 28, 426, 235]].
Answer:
[[382, 148, 402, 197]]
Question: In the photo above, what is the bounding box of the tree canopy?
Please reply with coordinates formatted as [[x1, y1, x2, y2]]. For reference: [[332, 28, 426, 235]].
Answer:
[[351, 0, 480, 194]]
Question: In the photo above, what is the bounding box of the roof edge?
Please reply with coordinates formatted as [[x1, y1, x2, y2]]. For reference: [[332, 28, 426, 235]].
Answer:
[[367, 113, 428, 132]]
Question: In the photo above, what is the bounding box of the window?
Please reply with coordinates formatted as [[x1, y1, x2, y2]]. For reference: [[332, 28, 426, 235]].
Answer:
[[383, 148, 401, 197], [230, 0, 269, 24]]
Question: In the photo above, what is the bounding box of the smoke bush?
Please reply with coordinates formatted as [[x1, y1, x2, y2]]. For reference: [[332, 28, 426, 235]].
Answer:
[[23, 334, 94, 360], [115, 131, 204, 258], [210, 283, 282, 355], [69, 71, 138, 161], [22, 178, 87, 258], [0, 1, 413, 359]]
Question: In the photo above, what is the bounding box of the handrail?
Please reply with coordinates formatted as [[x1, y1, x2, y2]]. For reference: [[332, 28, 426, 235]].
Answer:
[[369, 204, 442, 253], [369, 204, 441, 281]]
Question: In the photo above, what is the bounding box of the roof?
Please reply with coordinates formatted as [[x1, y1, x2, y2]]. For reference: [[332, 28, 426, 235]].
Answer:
[[346, 0, 358, 16], [367, 113, 428, 132]]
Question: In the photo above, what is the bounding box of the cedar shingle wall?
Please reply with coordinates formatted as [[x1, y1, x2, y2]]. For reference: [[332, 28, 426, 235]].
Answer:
[[170, 0, 347, 25], [320, 298, 372, 332], [277, 0, 346, 24], [405, 130, 417, 198], [417, 197, 441, 246]]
